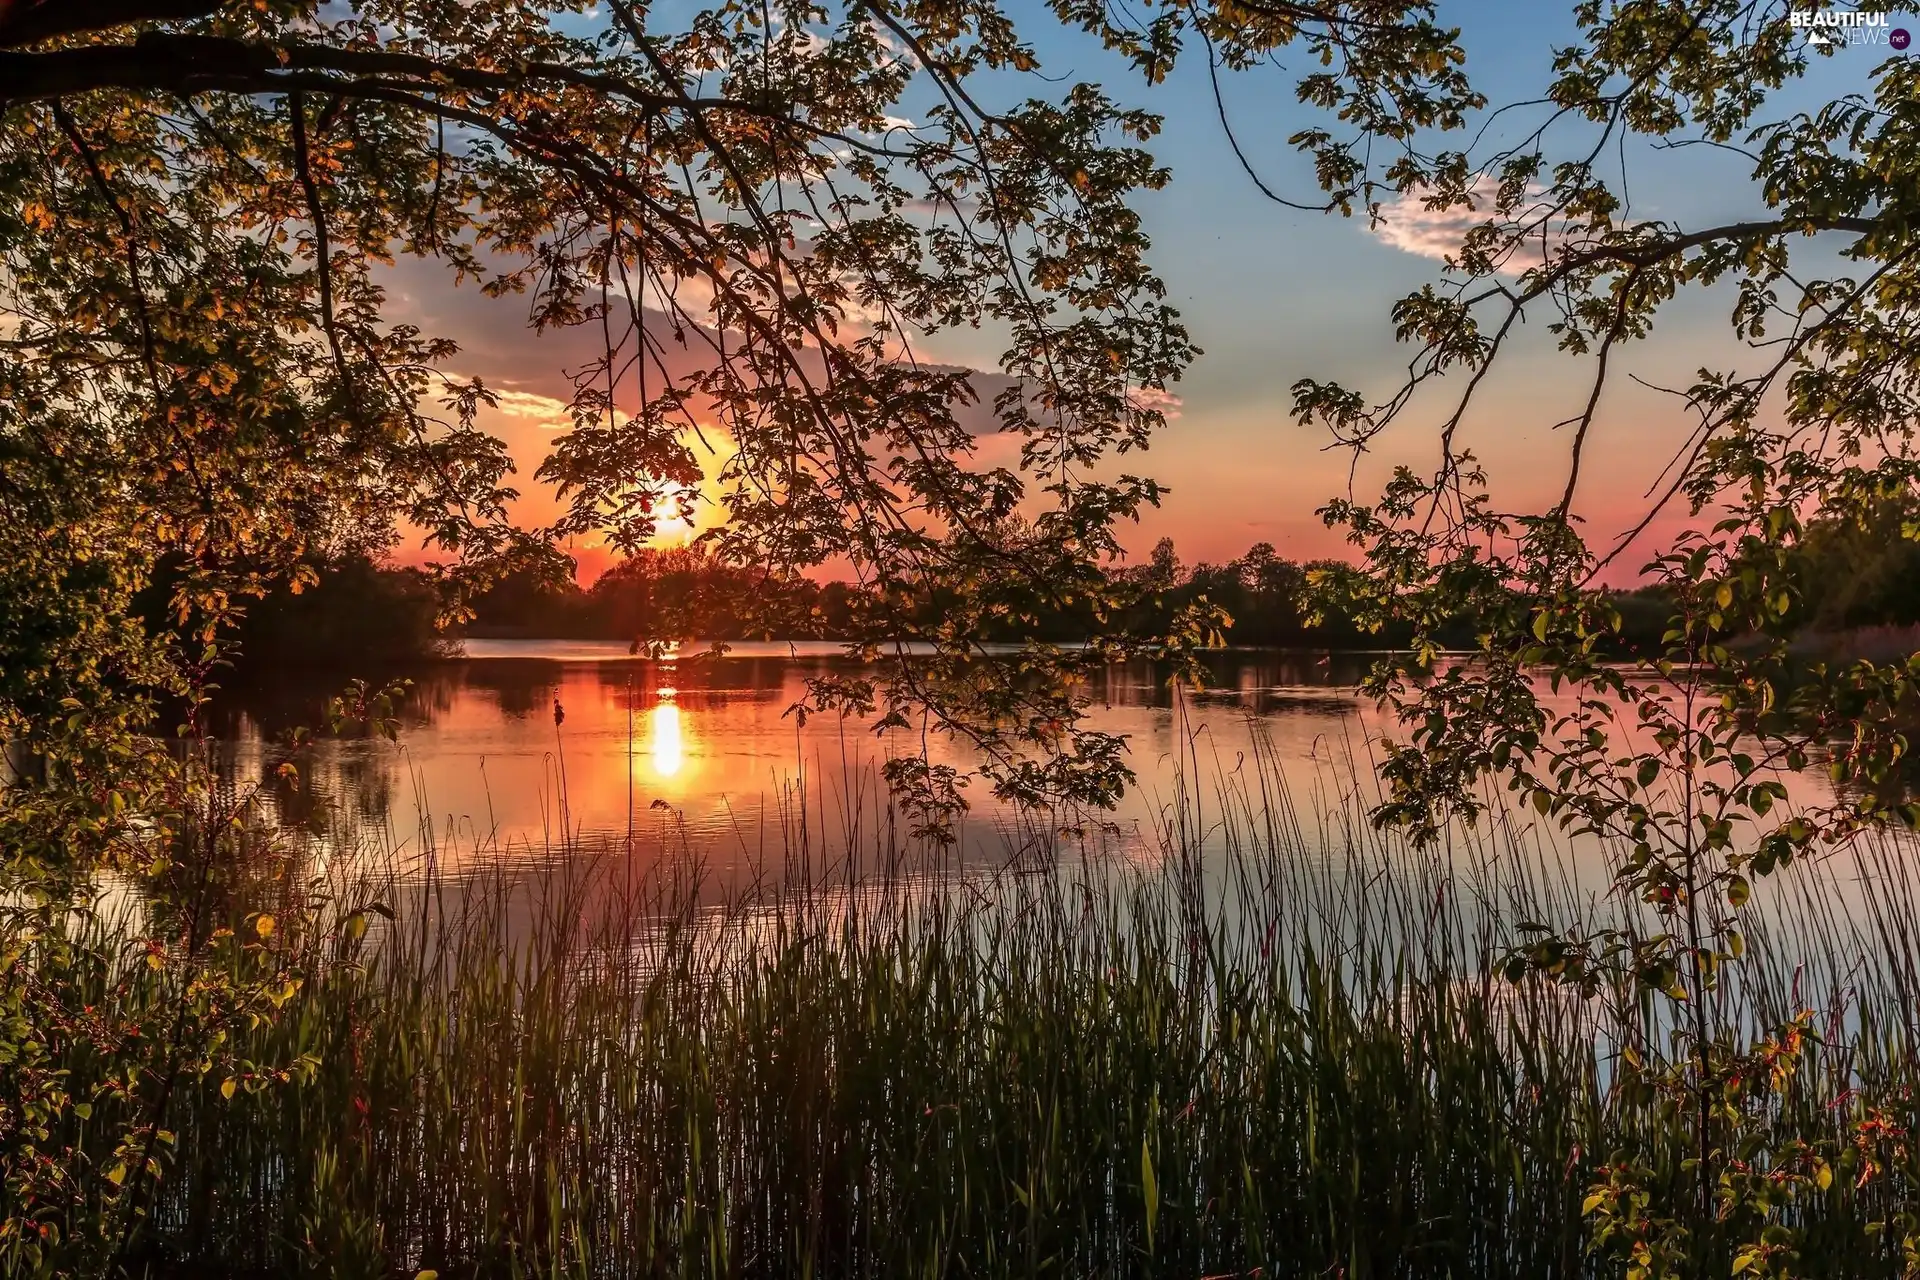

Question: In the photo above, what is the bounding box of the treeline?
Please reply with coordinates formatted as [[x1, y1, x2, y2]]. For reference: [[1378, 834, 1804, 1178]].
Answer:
[[1603, 505, 1920, 658], [222, 540, 1413, 667], [462, 539, 1408, 648], [462, 546, 865, 641], [1109, 539, 1423, 648], [220, 515, 1920, 669]]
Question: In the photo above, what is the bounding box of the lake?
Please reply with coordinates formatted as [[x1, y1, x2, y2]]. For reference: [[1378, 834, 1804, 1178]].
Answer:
[[213, 642, 1407, 877], [208, 640, 1902, 926]]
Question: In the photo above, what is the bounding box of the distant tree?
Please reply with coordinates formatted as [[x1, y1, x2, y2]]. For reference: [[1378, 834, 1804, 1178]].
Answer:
[[581, 545, 820, 642], [226, 555, 453, 670], [463, 563, 589, 638], [1789, 505, 1920, 635]]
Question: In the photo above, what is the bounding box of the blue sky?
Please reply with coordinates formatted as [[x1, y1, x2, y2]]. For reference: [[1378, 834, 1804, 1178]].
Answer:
[[962, 1, 1908, 571], [411, 1, 1906, 579]]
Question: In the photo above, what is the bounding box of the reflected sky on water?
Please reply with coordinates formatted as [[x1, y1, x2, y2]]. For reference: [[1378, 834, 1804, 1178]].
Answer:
[[212, 642, 1398, 878], [208, 641, 1888, 905], [196, 641, 1920, 968]]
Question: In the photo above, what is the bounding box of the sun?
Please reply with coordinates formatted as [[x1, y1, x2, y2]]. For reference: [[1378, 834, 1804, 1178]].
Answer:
[[645, 480, 699, 546]]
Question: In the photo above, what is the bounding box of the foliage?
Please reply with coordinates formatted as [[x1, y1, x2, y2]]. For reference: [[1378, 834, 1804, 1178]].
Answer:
[[1222, 3, 1920, 1273], [0, 742, 320, 1277], [12, 751, 1920, 1278], [0, 0, 1466, 813]]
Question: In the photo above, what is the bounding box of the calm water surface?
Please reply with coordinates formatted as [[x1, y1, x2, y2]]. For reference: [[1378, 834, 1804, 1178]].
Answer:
[[218, 641, 1398, 876], [202, 640, 1920, 956]]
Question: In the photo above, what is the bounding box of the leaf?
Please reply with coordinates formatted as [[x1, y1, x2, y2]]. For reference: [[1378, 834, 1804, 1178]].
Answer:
[[255, 913, 276, 939], [1140, 1137, 1158, 1252], [1727, 874, 1751, 908], [221, 1078, 237, 1100]]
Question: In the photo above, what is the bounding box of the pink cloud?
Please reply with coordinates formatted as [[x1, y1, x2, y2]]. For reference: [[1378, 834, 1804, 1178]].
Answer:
[[1371, 178, 1567, 277], [1129, 386, 1184, 421]]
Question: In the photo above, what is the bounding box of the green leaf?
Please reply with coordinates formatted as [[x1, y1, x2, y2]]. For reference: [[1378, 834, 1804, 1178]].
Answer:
[[1141, 1138, 1158, 1253]]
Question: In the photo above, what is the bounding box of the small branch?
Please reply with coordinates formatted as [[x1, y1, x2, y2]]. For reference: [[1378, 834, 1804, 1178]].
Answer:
[[1554, 280, 1636, 522], [287, 87, 348, 389], [49, 99, 159, 388], [1201, 22, 1348, 214]]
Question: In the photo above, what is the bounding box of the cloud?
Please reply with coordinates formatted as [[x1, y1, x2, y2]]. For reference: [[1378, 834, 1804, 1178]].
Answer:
[[1371, 178, 1565, 277], [488, 385, 575, 426], [1129, 386, 1183, 421]]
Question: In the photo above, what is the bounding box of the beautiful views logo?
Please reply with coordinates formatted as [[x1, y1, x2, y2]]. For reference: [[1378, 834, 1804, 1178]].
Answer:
[[1789, 8, 1912, 49]]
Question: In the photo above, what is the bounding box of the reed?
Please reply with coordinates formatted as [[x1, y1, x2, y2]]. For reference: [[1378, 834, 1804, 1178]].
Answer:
[[42, 745, 1920, 1278]]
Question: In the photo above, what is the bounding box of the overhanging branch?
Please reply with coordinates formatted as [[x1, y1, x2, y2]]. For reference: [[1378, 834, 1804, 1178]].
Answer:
[[0, 0, 220, 50], [0, 32, 765, 115]]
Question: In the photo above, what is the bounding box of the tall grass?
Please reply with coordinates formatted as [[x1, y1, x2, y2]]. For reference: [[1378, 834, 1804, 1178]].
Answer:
[[52, 741, 1920, 1277]]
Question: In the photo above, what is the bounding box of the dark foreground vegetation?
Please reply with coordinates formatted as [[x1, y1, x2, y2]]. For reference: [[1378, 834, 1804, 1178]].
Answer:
[[11, 747, 1914, 1280], [11, 0, 1920, 1273]]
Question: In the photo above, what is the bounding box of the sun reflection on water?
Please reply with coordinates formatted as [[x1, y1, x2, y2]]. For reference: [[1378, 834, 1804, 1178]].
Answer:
[[649, 690, 684, 778]]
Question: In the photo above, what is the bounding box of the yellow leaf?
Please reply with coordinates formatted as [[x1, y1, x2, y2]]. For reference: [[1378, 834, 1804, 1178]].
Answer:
[[1581, 1190, 1607, 1215], [254, 913, 276, 939], [220, 1078, 236, 1100]]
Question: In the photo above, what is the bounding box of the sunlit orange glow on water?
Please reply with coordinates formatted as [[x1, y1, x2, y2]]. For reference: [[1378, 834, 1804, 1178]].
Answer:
[[649, 695, 684, 778]]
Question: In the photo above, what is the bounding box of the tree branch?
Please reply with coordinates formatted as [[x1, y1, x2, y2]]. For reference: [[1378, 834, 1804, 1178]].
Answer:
[[288, 88, 349, 391], [0, 32, 765, 112], [0, 0, 218, 50], [49, 99, 159, 388]]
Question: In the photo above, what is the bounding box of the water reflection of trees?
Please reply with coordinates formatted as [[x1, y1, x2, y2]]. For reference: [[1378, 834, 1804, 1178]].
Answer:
[[208, 670, 459, 740], [1085, 653, 1370, 713], [201, 651, 1371, 845], [213, 650, 1371, 745], [584, 656, 806, 703]]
